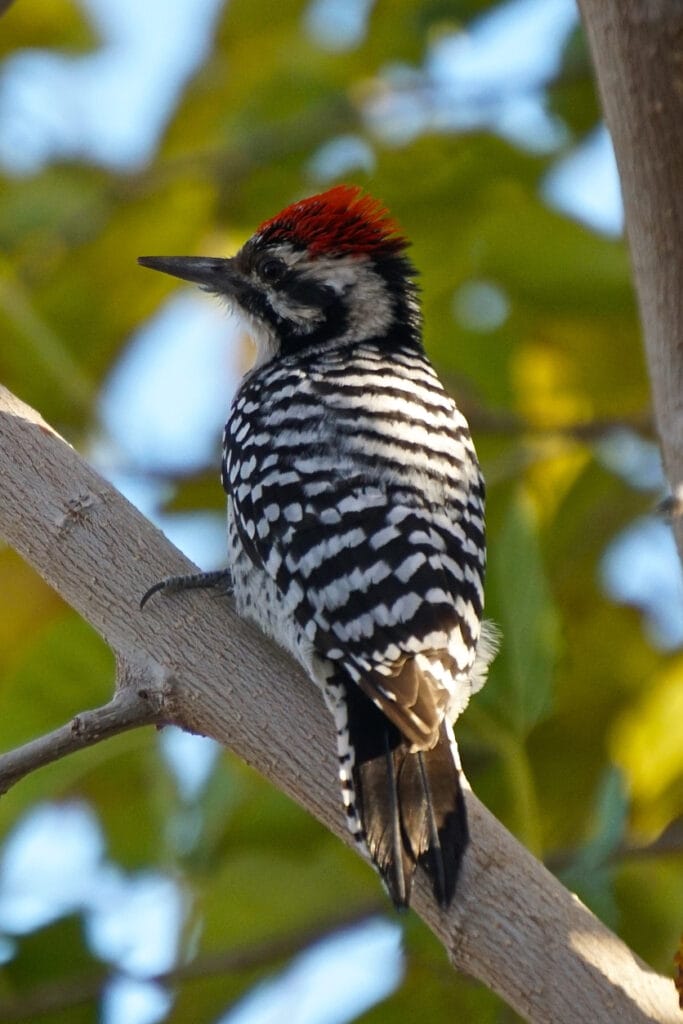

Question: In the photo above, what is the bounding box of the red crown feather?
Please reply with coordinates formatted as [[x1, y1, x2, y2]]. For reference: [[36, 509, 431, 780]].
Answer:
[[256, 185, 407, 257]]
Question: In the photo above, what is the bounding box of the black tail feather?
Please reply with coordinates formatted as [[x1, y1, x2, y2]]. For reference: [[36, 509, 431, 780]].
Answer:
[[417, 750, 448, 904], [345, 683, 468, 909], [382, 727, 409, 907], [413, 740, 468, 907]]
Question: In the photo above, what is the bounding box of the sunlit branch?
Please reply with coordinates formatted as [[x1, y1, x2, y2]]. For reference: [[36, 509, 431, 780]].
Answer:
[[0, 385, 679, 1021]]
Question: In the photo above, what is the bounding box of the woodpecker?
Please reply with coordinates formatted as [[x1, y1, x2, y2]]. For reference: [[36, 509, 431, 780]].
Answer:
[[139, 186, 496, 910]]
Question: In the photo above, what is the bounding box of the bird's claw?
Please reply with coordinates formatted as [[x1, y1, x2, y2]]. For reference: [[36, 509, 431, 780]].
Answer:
[[140, 570, 233, 610]]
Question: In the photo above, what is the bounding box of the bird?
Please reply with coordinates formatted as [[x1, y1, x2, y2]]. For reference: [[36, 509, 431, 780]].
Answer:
[[139, 185, 497, 910]]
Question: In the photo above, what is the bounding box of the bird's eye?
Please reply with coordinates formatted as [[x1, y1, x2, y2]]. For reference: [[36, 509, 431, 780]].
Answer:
[[258, 257, 284, 283]]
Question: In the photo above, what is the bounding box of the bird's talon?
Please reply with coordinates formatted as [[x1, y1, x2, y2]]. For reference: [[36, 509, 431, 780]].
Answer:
[[140, 579, 172, 609], [140, 570, 232, 610]]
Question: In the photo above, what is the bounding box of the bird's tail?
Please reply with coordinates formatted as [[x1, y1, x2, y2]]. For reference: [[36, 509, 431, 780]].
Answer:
[[342, 683, 468, 910]]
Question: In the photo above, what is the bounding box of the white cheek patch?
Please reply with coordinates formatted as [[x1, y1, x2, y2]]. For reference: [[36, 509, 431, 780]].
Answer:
[[299, 255, 394, 340], [268, 290, 326, 331]]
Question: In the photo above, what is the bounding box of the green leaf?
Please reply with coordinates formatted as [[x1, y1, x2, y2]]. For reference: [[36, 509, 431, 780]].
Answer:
[[1, 915, 100, 1024], [581, 766, 629, 869], [0, 611, 114, 752], [0, 0, 96, 59], [482, 490, 559, 735], [559, 767, 628, 927]]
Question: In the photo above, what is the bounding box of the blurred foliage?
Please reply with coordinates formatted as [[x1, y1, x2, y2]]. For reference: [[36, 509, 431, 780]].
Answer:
[[1, 1, 682, 1022]]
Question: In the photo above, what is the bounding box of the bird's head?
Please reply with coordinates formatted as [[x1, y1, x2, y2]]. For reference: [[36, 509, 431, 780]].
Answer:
[[139, 186, 421, 366]]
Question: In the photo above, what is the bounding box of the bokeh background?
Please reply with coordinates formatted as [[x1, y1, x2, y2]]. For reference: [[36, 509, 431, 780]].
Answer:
[[1, 1, 682, 1022]]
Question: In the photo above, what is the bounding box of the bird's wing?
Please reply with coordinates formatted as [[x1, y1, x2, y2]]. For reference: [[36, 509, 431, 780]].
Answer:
[[228, 444, 485, 749]]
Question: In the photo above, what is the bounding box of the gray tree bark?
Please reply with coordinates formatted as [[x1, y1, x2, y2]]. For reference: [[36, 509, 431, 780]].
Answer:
[[0, 385, 679, 1023], [578, 0, 683, 557]]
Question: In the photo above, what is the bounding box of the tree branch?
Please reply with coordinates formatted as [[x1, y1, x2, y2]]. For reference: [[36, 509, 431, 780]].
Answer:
[[0, 674, 164, 796], [0, 386, 679, 1024], [0, 904, 384, 1022], [577, 0, 683, 565]]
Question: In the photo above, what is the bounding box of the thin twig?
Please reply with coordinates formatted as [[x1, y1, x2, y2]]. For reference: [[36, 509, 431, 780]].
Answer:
[[462, 404, 654, 443], [0, 905, 385, 1022], [0, 686, 162, 797], [546, 817, 683, 873]]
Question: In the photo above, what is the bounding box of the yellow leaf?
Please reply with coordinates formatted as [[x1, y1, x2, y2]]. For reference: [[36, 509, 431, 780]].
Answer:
[[513, 339, 592, 428], [610, 657, 683, 834]]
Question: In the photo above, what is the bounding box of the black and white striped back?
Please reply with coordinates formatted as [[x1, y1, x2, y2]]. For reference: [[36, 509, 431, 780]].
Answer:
[[222, 339, 487, 907]]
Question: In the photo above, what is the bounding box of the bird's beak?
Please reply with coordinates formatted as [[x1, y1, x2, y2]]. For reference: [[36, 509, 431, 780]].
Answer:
[[137, 255, 239, 292]]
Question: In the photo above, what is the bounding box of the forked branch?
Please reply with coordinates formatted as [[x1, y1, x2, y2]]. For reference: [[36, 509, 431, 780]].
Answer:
[[0, 676, 164, 796]]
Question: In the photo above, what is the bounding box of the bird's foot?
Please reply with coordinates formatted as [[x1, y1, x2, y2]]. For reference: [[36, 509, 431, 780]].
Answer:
[[140, 570, 233, 609]]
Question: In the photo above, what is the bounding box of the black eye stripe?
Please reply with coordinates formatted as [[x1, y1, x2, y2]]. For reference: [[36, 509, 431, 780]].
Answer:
[[286, 279, 337, 308]]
